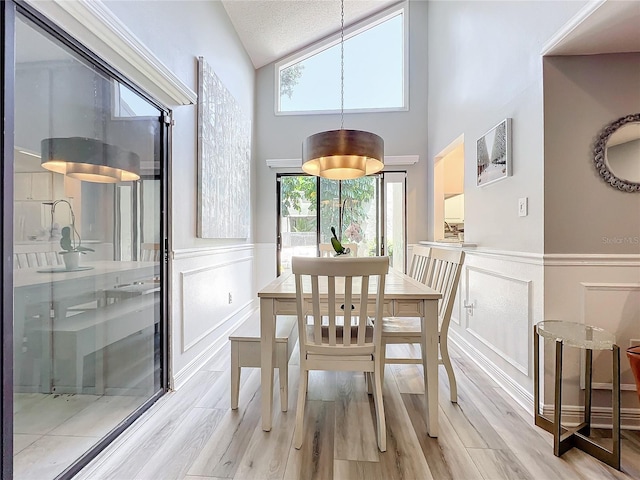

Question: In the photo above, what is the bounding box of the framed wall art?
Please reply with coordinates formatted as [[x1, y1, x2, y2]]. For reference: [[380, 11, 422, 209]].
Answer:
[[197, 56, 251, 238], [476, 118, 511, 187]]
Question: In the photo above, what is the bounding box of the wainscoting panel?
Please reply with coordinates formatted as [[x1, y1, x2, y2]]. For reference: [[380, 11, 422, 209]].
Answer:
[[465, 266, 531, 375], [181, 257, 253, 351], [171, 246, 257, 389]]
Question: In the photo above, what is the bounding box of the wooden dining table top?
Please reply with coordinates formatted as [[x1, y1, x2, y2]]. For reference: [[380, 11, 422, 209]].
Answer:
[[258, 267, 442, 301]]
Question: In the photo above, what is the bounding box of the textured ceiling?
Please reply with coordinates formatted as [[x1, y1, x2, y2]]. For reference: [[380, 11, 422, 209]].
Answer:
[[221, 0, 398, 68]]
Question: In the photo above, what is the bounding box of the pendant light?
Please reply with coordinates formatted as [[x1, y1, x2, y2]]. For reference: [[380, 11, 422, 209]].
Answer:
[[301, 0, 384, 180], [41, 137, 140, 183]]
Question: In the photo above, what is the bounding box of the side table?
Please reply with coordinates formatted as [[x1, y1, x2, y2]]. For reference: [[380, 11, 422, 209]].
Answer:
[[533, 320, 620, 470]]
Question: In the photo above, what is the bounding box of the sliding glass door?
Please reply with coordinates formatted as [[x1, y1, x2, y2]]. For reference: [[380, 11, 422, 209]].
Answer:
[[3, 3, 168, 478], [277, 172, 406, 274]]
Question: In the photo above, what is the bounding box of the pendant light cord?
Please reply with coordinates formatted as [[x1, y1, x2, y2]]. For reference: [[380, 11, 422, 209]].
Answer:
[[340, 0, 344, 130]]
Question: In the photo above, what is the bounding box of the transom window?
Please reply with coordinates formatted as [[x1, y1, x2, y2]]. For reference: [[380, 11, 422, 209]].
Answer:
[[276, 2, 407, 114]]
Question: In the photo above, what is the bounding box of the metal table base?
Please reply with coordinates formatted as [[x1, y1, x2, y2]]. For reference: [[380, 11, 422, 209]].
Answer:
[[534, 324, 620, 470]]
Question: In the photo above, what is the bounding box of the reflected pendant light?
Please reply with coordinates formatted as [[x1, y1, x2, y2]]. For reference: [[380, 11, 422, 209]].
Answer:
[[41, 137, 140, 183], [301, 0, 384, 180]]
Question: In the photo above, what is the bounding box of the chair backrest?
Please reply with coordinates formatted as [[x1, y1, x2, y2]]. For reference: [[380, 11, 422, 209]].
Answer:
[[318, 243, 358, 257], [408, 245, 431, 282], [141, 243, 160, 262], [292, 256, 388, 356], [423, 248, 465, 326], [14, 249, 63, 269]]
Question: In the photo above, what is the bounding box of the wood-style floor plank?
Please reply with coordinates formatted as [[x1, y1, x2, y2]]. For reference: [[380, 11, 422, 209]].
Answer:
[[373, 373, 435, 480], [334, 371, 380, 462], [132, 407, 223, 480], [74, 342, 640, 480], [402, 393, 483, 480], [467, 448, 535, 480], [187, 370, 262, 478], [234, 365, 299, 480], [283, 400, 335, 480]]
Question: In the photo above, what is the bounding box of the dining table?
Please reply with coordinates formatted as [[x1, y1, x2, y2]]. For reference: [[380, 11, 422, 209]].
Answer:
[[258, 267, 443, 437]]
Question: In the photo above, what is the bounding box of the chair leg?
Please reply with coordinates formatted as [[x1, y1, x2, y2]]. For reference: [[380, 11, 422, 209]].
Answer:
[[379, 341, 387, 389], [365, 372, 373, 395], [278, 346, 289, 412], [231, 341, 240, 410], [372, 363, 387, 452], [294, 366, 309, 449], [440, 337, 457, 402]]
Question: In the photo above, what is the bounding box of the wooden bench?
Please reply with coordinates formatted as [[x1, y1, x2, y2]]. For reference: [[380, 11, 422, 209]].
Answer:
[[41, 294, 158, 393], [230, 312, 298, 411]]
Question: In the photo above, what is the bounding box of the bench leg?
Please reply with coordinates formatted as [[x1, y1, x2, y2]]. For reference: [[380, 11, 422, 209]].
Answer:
[[231, 341, 240, 410], [278, 344, 288, 412]]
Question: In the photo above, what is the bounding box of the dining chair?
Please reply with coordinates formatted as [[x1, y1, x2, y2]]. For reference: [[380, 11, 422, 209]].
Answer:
[[318, 243, 358, 257], [380, 247, 465, 402], [292, 255, 389, 451]]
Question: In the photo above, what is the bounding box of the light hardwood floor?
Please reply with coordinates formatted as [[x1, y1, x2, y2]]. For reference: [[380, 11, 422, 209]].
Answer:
[[76, 342, 640, 480]]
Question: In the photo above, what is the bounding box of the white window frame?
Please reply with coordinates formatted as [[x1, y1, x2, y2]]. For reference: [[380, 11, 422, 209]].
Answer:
[[274, 1, 409, 116]]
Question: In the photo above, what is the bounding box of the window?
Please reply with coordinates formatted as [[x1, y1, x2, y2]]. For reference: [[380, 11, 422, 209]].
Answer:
[[276, 2, 407, 114]]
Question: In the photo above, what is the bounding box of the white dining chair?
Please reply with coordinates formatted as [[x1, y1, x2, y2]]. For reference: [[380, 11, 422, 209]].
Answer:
[[380, 247, 465, 402], [292, 255, 389, 451]]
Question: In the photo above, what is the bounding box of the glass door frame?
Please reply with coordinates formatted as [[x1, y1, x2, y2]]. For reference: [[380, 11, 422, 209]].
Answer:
[[275, 171, 407, 276], [2, 2, 171, 478], [2, 1, 16, 477], [276, 173, 320, 277]]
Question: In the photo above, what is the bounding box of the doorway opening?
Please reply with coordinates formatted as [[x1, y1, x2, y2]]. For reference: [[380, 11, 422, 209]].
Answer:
[[434, 136, 465, 242]]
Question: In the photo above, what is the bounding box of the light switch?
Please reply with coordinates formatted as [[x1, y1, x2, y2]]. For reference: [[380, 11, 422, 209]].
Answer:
[[518, 197, 528, 217]]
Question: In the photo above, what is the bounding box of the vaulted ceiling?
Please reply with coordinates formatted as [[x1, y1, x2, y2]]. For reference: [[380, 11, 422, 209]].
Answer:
[[222, 0, 640, 70], [221, 0, 398, 68]]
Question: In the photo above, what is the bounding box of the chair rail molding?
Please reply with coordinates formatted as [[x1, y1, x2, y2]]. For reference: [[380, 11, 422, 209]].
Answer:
[[24, 0, 196, 107], [543, 253, 640, 267], [173, 244, 254, 260]]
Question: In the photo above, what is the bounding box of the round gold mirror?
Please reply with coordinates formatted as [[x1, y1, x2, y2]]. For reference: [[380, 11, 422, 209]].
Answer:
[[594, 113, 640, 192]]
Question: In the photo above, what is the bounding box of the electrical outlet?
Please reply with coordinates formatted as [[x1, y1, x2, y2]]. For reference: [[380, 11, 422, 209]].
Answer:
[[518, 197, 528, 217], [630, 339, 640, 348], [228, 292, 233, 304]]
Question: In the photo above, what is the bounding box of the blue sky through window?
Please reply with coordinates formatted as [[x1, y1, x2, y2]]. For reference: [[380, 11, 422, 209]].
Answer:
[[279, 12, 404, 113]]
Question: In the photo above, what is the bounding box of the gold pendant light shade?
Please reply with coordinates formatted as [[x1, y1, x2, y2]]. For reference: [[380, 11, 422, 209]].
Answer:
[[302, 129, 384, 180], [41, 137, 140, 183]]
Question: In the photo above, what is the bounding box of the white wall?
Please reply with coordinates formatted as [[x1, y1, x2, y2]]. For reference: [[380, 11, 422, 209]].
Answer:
[[254, 0, 430, 262], [427, 0, 586, 253], [103, 0, 257, 386], [426, 0, 587, 413]]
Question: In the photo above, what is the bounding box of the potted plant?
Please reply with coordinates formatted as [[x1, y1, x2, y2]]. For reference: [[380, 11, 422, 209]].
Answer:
[[60, 225, 94, 270], [628, 346, 640, 404]]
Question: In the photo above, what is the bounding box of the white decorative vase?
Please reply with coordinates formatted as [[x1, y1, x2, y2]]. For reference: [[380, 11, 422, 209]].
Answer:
[[62, 251, 81, 270]]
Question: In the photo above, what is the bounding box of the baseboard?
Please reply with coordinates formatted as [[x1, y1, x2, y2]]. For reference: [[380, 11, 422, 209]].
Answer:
[[541, 404, 640, 430], [171, 302, 259, 390], [449, 328, 533, 413], [450, 329, 640, 430]]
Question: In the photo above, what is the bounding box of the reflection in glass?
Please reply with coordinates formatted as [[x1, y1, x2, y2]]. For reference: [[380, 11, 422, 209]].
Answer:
[[606, 122, 640, 183], [13, 14, 162, 479]]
